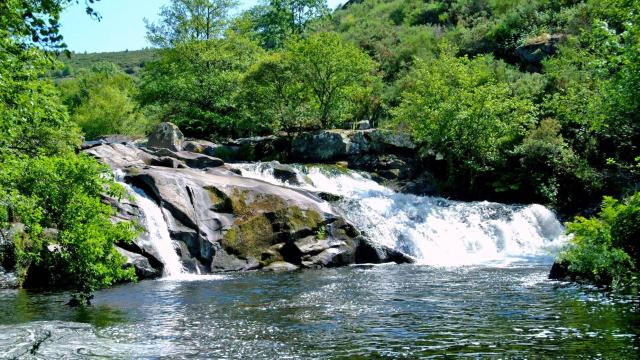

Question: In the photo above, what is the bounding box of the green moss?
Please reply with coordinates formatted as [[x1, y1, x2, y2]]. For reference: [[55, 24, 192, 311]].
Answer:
[[274, 206, 323, 233], [204, 186, 233, 212], [221, 215, 275, 258], [229, 188, 287, 219]]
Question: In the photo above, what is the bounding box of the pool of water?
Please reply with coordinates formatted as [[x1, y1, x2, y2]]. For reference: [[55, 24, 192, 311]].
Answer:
[[1, 264, 638, 359]]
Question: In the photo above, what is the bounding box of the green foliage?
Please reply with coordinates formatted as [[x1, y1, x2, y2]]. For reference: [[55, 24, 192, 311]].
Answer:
[[145, 0, 239, 48], [242, 32, 378, 132], [0, 38, 81, 157], [560, 193, 640, 288], [1, 0, 139, 302], [140, 34, 265, 138], [393, 47, 536, 187], [287, 32, 378, 129], [0, 155, 138, 297], [58, 62, 152, 139], [56, 49, 158, 78], [244, 0, 329, 49]]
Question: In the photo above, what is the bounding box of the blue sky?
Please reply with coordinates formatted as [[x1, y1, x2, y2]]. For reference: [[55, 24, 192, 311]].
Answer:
[[60, 0, 344, 53]]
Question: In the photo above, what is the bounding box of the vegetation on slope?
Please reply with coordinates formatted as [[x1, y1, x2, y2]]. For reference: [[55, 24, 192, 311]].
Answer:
[[0, 0, 139, 303]]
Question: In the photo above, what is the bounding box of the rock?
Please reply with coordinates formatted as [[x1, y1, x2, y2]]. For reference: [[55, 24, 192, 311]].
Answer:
[[116, 246, 162, 279], [183, 139, 217, 153], [145, 148, 224, 169], [291, 131, 348, 162], [355, 237, 416, 264], [302, 247, 352, 268], [149, 156, 186, 169], [356, 120, 370, 130], [367, 129, 416, 152], [84, 143, 154, 169], [81, 135, 134, 150], [400, 172, 438, 196], [262, 261, 299, 272], [516, 33, 564, 64], [272, 163, 300, 185], [148, 122, 184, 151]]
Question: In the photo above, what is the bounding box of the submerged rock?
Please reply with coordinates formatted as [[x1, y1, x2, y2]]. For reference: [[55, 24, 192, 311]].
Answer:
[[262, 261, 299, 272]]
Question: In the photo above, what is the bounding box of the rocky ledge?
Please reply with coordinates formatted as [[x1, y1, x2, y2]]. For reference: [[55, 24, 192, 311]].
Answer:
[[83, 123, 414, 279]]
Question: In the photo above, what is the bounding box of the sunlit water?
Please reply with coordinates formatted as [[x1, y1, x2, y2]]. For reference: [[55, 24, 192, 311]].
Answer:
[[0, 265, 638, 358]]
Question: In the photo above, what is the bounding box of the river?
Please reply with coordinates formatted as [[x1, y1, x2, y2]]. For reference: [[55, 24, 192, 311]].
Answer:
[[1, 163, 638, 358], [1, 264, 638, 358]]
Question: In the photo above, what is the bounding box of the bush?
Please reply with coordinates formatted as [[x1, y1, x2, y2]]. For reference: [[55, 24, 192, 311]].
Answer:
[[392, 46, 536, 191], [559, 193, 640, 289], [0, 155, 138, 299], [58, 62, 151, 139]]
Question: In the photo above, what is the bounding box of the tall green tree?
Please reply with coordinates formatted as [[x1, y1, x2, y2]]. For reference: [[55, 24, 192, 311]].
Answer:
[[0, 0, 139, 303], [247, 0, 328, 49], [393, 47, 536, 185], [288, 32, 377, 129], [140, 34, 264, 138], [145, 0, 239, 47]]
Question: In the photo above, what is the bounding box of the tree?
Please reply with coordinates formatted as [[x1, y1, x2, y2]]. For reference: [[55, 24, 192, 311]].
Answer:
[[145, 0, 239, 48], [0, 0, 101, 51], [288, 32, 377, 129], [59, 62, 151, 139], [0, 155, 138, 299], [140, 34, 264, 138], [242, 51, 311, 133], [392, 47, 536, 188], [247, 0, 328, 49], [0, 0, 139, 303]]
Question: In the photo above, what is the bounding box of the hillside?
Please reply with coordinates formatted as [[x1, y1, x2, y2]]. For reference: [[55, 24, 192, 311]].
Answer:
[[54, 48, 158, 78]]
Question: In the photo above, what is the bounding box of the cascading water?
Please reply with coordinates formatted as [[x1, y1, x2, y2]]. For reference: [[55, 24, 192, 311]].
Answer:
[[234, 162, 568, 266], [113, 170, 184, 277], [129, 187, 185, 277]]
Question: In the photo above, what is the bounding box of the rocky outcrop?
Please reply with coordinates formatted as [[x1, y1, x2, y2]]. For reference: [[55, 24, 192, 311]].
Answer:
[[0, 224, 21, 289], [116, 246, 161, 279], [85, 141, 414, 276], [517, 33, 564, 65], [198, 129, 432, 194], [147, 122, 184, 151]]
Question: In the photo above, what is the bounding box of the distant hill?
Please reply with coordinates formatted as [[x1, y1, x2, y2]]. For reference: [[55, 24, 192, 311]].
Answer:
[[54, 49, 158, 78]]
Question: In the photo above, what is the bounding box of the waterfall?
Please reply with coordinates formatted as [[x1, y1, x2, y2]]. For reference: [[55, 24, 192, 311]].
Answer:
[[130, 187, 185, 277], [113, 170, 184, 277], [234, 162, 568, 266]]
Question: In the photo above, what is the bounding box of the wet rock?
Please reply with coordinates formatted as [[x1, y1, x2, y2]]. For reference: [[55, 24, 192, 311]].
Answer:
[[355, 237, 416, 264], [145, 148, 224, 169], [262, 261, 299, 272], [116, 246, 162, 279], [210, 243, 260, 272], [149, 156, 185, 169], [183, 139, 217, 153], [148, 122, 184, 151], [291, 131, 348, 162], [272, 163, 300, 185], [400, 172, 438, 196]]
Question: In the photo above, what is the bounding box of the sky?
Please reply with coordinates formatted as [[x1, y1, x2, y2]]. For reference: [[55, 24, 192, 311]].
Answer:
[[60, 0, 344, 53]]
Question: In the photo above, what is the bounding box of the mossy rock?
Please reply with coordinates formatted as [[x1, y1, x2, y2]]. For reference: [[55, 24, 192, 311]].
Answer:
[[221, 215, 275, 259], [228, 188, 288, 219], [272, 206, 323, 234]]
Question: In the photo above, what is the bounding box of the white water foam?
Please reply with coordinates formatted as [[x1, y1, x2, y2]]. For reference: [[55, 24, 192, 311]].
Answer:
[[233, 162, 568, 266]]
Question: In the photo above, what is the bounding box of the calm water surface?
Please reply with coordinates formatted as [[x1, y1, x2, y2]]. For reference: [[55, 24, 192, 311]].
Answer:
[[1, 264, 638, 359]]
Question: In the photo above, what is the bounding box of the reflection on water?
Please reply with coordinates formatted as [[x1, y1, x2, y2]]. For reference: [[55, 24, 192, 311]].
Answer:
[[0, 264, 638, 358]]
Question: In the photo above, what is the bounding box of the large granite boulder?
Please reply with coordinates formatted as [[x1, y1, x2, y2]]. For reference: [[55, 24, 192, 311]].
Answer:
[[85, 140, 414, 275], [148, 122, 184, 151]]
